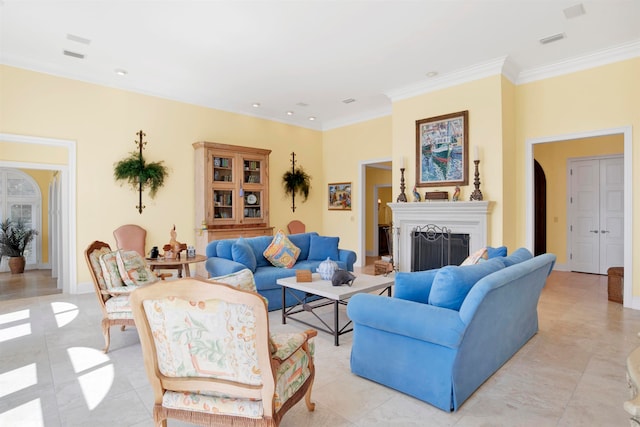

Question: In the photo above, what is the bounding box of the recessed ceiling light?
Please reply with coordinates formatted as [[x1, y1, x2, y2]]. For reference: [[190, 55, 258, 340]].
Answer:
[[252, 103, 260, 108], [539, 33, 566, 45], [426, 71, 438, 78], [308, 116, 316, 121], [114, 68, 128, 76], [286, 111, 294, 116]]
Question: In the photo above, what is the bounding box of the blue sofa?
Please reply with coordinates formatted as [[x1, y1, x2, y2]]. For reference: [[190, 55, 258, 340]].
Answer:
[[205, 232, 357, 311], [347, 248, 556, 412]]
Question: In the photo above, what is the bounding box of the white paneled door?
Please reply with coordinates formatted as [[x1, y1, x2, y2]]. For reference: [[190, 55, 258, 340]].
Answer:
[[569, 156, 624, 274]]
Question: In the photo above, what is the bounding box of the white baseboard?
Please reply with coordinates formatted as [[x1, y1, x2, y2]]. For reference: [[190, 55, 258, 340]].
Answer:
[[552, 262, 569, 272]]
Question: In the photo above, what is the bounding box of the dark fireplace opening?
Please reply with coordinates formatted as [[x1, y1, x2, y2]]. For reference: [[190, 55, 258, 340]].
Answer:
[[411, 225, 470, 272]]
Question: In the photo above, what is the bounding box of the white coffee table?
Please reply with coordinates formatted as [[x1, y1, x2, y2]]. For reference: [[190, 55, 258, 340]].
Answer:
[[276, 272, 394, 346]]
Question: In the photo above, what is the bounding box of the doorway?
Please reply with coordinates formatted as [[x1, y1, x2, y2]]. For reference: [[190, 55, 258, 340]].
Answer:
[[0, 133, 77, 293], [568, 156, 624, 274], [526, 126, 632, 308]]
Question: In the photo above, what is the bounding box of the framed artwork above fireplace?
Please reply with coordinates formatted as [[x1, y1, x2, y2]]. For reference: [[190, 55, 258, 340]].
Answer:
[[416, 110, 469, 187]]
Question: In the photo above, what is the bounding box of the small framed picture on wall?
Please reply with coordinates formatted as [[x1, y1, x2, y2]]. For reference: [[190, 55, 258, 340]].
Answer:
[[328, 182, 351, 210]]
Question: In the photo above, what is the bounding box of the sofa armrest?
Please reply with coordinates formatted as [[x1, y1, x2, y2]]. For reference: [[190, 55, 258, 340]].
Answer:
[[205, 257, 247, 278], [338, 249, 357, 271], [394, 270, 438, 304], [347, 293, 466, 349]]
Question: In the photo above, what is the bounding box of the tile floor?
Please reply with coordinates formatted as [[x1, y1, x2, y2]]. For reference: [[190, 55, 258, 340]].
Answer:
[[0, 270, 638, 426]]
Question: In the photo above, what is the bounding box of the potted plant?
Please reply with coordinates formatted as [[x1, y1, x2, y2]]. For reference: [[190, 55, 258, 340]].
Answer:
[[282, 167, 311, 201], [0, 219, 38, 274], [113, 151, 169, 198]]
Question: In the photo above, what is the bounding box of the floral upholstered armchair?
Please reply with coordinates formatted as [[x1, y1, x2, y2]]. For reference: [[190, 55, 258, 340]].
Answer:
[[85, 240, 165, 352], [130, 274, 317, 427]]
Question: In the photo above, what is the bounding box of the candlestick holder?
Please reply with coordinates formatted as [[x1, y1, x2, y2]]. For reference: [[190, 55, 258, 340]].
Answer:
[[397, 168, 408, 202], [470, 160, 483, 201]]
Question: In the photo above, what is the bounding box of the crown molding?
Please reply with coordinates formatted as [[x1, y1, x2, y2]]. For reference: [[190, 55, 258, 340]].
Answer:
[[517, 39, 640, 84], [385, 57, 510, 102], [322, 106, 392, 131]]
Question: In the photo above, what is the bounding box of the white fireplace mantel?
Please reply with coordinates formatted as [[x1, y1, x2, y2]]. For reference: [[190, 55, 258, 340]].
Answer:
[[389, 201, 493, 272]]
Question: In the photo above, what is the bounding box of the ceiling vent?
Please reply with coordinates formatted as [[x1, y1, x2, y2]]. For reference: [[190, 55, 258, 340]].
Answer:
[[563, 4, 586, 19], [66, 34, 91, 45], [296, 102, 309, 107], [342, 98, 356, 104], [539, 33, 565, 45], [63, 50, 85, 59]]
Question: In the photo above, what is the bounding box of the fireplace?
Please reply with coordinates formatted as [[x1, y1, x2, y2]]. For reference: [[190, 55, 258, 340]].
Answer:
[[411, 225, 470, 271], [389, 201, 492, 272]]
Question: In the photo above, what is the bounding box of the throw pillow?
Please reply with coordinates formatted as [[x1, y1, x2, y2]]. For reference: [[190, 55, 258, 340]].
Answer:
[[209, 268, 257, 293], [232, 238, 257, 272], [263, 230, 301, 268], [499, 247, 533, 267], [216, 240, 234, 259], [487, 246, 508, 258], [116, 250, 159, 286], [99, 251, 126, 289], [460, 247, 488, 266], [308, 235, 339, 261], [428, 258, 505, 311]]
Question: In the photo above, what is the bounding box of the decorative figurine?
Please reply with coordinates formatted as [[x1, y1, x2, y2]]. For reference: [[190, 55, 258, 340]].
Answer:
[[165, 224, 183, 259], [452, 186, 460, 201], [412, 186, 422, 202]]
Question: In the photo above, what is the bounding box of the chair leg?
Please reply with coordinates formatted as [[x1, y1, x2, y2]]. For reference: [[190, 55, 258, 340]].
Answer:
[[304, 382, 315, 411], [101, 319, 111, 353], [121, 325, 126, 331]]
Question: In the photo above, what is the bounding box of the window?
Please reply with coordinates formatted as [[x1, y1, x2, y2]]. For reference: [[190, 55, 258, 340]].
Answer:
[[0, 168, 41, 269]]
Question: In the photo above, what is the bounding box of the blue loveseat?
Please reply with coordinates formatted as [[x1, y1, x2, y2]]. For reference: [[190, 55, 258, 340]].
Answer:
[[347, 248, 556, 412], [205, 232, 357, 311]]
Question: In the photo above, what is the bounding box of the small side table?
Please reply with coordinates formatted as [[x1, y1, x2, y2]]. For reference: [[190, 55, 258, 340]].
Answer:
[[147, 254, 207, 278]]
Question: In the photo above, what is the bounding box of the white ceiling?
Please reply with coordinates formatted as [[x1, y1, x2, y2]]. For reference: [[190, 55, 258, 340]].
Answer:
[[1, 1, 639, 131]]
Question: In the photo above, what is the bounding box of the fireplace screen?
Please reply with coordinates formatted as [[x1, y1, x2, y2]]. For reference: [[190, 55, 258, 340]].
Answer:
[[411, 224, 470, 271]]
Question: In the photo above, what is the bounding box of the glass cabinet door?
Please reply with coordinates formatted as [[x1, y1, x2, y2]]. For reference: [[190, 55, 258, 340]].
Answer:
[[243, 159, 262, 184], [213, 189, 234, 219], [243, 191, 262, 219], [213, 156, 234, 182]]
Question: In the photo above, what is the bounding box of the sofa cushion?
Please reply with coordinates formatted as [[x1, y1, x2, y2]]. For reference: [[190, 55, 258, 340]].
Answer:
[[232, 238, 257, 272], [263, 230, 300, 268], [498, 247, 533, 267], [428, 258, 505, 311], [487, 246, 507, 258], [287, 232, 315, 261], [460, 247, 488, 266], [245, 236, 275, 268], [216, 240, 234, 259], [308, 235, 339, 261]]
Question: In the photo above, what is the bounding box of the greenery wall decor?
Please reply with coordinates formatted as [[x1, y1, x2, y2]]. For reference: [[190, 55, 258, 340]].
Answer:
[[282, 152, 311, 212], [113, 130, 169, 213]]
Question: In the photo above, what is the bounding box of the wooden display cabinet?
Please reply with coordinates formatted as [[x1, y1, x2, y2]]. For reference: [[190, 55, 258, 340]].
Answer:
[[194, 142, 273, 276]]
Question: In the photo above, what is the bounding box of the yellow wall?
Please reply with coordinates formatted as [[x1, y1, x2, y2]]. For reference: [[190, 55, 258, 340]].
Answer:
[[516, 58, 639, 294], [392, 75, 506, 246], [2, 56, 639, 297], [0, 65, 324, 284], [322, 116, 392, 254], [0, 141, 68, 165], [20, 169, 56, 263], [364, 166, 392, 253], [533, 135, 624, 265]]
